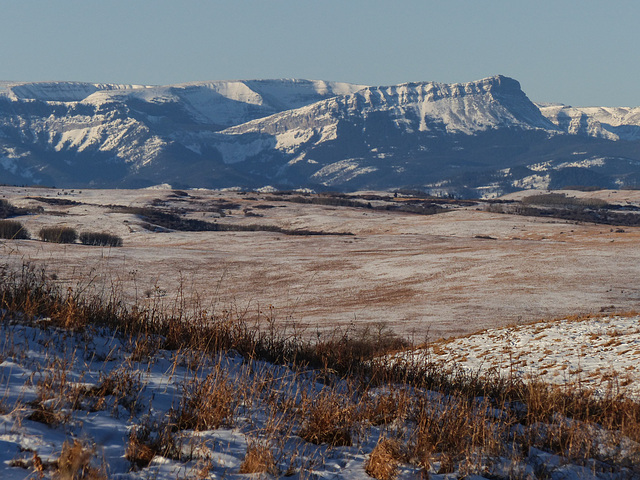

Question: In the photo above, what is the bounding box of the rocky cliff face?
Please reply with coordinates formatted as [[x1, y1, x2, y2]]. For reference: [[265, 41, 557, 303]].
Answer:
[[1, 76, 639, 195]]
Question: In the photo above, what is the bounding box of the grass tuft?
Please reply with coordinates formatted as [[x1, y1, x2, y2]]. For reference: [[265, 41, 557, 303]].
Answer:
[[238, 440, 278, 475], [55, 439, 107, 480], [365, 438, 403, 480]]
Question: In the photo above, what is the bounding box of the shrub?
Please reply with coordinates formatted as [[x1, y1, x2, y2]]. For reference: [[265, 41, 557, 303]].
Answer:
[[297, 392, 355, 447], [0, 219, 29, 239], [39, 226, 78, 244], [0, 198, 29, 218], [79, 231, 123, 247], [125, 421, 181, 469]]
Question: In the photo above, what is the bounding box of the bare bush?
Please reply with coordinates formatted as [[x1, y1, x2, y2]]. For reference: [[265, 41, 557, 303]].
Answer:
[[55, 439, 107, 480], [0, 219, 29, 239], [0, 198, 30, 218], [174, 368, 236, 431], [39, 226, 78, 244], [298, 391, 356, 447], [79, 232, 123, 247], [125, 421, 181, 469]]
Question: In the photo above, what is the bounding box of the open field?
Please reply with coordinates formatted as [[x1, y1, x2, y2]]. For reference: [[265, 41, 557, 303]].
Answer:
[[2, 187, 640, 479], [2, 186, 640, 340]]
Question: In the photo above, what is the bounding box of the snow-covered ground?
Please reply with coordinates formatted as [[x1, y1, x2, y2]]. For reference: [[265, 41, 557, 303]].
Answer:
[[0, 314, 638, 479], [0, 319, 394, 479], [394, 314, 640, 400]]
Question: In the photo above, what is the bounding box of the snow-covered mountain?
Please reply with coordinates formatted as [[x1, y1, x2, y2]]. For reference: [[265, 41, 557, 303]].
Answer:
[[1, 75, 639, 194], [537, 103, 640, 141]]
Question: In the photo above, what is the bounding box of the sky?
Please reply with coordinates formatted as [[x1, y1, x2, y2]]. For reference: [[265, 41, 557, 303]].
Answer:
[[1, 0, 639, 107]]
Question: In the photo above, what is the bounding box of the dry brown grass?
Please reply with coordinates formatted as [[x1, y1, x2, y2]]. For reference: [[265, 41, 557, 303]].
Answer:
[[125, 421, 182, 469], [3, 261, 640, 477], [410, 395, 503, 475], [297, 391, 356, 447], [364, 390, 411, 426], [174, 367, 236, 431], [76, 368, 143, 413], [125, 429, 158, 469], [27, 358, 73, 426], [365, 438, 404, 480], [238, 440, 278, 475], [55, 440, 107, 480]]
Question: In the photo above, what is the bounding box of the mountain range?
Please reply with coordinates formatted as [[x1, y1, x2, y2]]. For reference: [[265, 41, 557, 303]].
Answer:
[[1, 75, 640, 196]]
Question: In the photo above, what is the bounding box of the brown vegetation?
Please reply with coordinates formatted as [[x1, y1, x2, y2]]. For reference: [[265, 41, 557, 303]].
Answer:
[[1, 262, 640, 477]]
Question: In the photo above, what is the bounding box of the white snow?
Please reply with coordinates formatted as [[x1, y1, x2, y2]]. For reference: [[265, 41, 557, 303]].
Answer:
[[0, 311, 638, 479], [311, 159, 378, 186], [394, 314, 640, 399], [512, 174, 551, 190]]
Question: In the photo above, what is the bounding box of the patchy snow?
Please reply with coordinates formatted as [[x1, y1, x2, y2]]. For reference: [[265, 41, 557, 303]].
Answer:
[[512, 174, 551, 190], [0, 81, 145, 102], [255, 185, 279, 193], [394, 314, 640, 399], [0, 321, 379, 479], [555, 157, 607, 170], [538, 104, 640, 141], [0, 311, 638, 478], [311, 159, 379, 186], [3, 185, 640, 343], [528, 161, 553, 172]]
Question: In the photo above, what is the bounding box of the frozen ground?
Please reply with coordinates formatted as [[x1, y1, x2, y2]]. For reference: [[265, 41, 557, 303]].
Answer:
[[0, 315, 638, 479], [395, 313, 640, 400], [2, 186, 640, 340]]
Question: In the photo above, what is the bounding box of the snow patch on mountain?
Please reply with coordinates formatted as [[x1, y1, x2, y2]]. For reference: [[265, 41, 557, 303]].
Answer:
[[311, 158, 378, 186], [512, 173, 551, 190], [555, 157, 606, 170], [352, 75, 556, 135]]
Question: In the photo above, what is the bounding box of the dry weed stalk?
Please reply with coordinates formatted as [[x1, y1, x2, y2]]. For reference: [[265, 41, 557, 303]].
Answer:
[[364, 389, 411, 426], [3, 261, 640, 476], [410, 395, 504, 474], [76, 367, 143, 414], [28, 358, 74, 427], [125, 420, 182, 469]]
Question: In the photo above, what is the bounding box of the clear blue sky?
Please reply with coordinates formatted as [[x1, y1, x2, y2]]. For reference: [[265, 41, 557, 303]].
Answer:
[[1, 0, 639, 107]]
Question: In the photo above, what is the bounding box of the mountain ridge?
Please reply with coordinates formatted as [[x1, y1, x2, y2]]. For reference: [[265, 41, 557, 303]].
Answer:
[[1, 75, 640, 195]]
